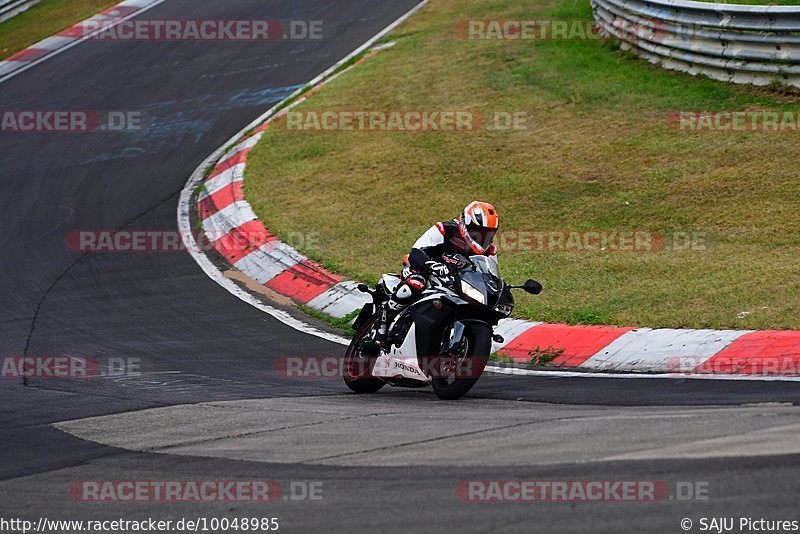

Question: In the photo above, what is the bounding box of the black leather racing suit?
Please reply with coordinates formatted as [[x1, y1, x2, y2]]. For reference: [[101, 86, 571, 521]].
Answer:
[[386, 219, 498, 312]]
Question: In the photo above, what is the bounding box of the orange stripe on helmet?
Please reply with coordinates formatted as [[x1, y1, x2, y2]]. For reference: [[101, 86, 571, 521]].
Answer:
[[466, 201, 499, 229]]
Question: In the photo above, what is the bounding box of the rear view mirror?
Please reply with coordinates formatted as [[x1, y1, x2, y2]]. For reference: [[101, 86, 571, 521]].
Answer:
[[523, 279, 543, 295]]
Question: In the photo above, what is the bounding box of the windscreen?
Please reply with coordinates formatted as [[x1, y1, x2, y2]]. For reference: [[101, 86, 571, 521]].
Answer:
[[470, 255, 500, 278]]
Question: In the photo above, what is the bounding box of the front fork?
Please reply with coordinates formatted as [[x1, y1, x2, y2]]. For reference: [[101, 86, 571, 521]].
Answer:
[[444, 319, 503, 355], [445, 321, 467, 355]]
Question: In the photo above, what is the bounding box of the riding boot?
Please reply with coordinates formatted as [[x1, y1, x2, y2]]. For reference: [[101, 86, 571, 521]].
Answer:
[[375, 300, 405, 347]]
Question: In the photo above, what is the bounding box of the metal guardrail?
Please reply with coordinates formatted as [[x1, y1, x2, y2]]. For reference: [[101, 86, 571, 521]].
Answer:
[[0, 0, 41, 24], [591, 0, 800, 87]]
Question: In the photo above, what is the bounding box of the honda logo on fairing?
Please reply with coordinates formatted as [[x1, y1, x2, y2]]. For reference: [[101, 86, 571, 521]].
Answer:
[[394, 361, 421, 375]]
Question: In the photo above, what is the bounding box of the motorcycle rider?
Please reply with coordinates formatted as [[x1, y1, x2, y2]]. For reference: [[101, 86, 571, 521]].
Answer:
[[373, 201, 500, 345]]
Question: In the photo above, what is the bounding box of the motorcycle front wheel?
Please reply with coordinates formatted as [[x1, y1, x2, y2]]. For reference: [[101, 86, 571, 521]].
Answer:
[[431, 322, 492, 400]]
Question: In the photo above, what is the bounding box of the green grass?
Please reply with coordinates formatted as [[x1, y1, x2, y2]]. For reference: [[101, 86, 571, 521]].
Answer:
[[298, 306, 359, 336], [694, 0, 800, 4], [246, 0, 800, 330], [529, 346, 563, 366], [489, 352, 514, 364], [0, 0, 120, 59]]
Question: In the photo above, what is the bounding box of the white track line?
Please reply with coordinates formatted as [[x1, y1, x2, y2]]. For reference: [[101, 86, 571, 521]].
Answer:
[[485, 366, 800, 381], [179, 0, 799, 383], [178, 1, 429, 347], [0, 0, 168, 85]]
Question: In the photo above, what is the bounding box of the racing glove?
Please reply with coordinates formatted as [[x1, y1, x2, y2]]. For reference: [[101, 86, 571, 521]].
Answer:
[[425, 261, 450, 277]]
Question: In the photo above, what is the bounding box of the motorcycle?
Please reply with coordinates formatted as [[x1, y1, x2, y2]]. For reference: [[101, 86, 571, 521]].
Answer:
[[343, 252, 542, 400]]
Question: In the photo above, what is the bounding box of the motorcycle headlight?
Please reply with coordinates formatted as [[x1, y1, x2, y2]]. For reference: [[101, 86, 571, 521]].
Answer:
[[460, 280, 486, 305]]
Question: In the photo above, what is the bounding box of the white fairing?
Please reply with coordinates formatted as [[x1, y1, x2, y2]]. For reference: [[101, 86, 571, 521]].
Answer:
[[381, 274, 402, 293], [413, 224, 446, 249], [372, 323, 430, 384]]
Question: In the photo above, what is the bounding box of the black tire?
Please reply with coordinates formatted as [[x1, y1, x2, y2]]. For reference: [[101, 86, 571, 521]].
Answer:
[[343, 318, 385, 394], [431, 323, 492, 400]]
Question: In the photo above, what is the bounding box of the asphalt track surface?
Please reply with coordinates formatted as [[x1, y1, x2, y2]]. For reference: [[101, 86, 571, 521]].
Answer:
[[1, 1, 799, 532]]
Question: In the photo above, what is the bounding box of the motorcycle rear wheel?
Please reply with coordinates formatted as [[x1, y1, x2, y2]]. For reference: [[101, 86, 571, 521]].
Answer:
[[343, 318, 385, 394]]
